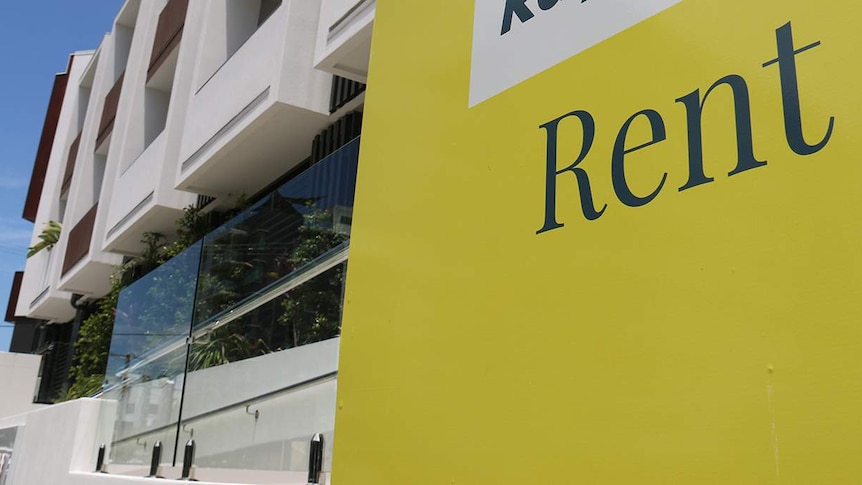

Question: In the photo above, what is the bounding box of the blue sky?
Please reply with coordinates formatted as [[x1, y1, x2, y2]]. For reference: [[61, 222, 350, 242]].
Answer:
[[0, 1, 124, 351]]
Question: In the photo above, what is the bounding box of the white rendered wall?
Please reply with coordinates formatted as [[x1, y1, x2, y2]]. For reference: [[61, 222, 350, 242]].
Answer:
[[0, 353, 44, 419], [314, 0, 374, 82], [1, 399, 114, 484], [275, 0, 334, 110], [193, 0, 264, 91]]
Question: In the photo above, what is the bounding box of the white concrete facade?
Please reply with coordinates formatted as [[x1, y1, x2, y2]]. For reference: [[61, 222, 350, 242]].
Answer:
[[0, 353, 44, 419], [0, 399, 115, 485], [314, 0, 374, 83]]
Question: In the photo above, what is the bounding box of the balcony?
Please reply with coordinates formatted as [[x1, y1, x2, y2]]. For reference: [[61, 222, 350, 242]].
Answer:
[[314, 0, 374, 82], [175, 0, 332, 198], [103, 129, 195, 255], [100, 138, 359, 479], [57, 201, 121, 297], [16, 243, 75, 322]]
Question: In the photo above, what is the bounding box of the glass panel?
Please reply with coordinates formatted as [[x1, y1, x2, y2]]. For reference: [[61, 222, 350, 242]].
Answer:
[[94, 391, 119, 470], [184, 373, 337, 473], [105, 342, 188, 467], [105, 241, 201, 467], [0, 427, 18, 485], [194, 137, 359, 326], [106, 240, 202, 387], [191, 262, 346, 371], [181, 262, 346, 472]]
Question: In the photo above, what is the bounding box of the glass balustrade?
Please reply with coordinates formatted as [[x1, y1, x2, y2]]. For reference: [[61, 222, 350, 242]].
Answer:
[[193, 136, 358, 326], [183, 261, 345, 473], [101, 137, 359, 479], [0, 426, 19, 485], [106, 240, 202, 388]]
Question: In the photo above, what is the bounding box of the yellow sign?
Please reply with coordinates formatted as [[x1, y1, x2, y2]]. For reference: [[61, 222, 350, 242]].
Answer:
[[335, 1, 862, 483]]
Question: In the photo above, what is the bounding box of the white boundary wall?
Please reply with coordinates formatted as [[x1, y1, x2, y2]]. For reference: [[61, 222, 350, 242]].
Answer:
[[0, 353, 45, 419], [0, 399, 325, 484]]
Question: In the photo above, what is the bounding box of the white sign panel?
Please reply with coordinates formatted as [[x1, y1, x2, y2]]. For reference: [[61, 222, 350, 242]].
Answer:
[[470, 0, 683, 107]]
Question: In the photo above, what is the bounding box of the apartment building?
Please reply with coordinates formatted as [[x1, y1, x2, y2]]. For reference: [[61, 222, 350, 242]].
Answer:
[[3, 0, 374, 482]]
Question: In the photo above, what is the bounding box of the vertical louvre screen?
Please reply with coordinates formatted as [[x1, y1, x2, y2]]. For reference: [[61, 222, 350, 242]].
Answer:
[[329, 75, 366, 114], [311, 111, 362, 164]]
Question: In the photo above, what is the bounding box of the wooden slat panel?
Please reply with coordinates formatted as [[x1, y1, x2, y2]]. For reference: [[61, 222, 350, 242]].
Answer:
[[5, 271, 23, 322], [61, 131, 82, 194], [329, 75, 366, 114], [62, 203, 98, 275], [24, 71, 69, 222], [147, 0, 188, 80], [96, 72, 125, 148]]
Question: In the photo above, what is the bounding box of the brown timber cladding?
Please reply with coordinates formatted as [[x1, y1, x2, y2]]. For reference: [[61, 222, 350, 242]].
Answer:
[[23, 70, 69, 222], [61, 131, 82, 194], [5, 272, 23, 322], [148, 0, 189, 81], [96, 72, 124, 149], [62, 203, 98, 275]]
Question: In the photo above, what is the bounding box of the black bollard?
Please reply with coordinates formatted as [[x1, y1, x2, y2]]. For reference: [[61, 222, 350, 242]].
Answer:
[[95, 443, 107, 473], [307, 433, 324, 484], [147, 440, 163, 478], [180, 439, 197, 481]]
